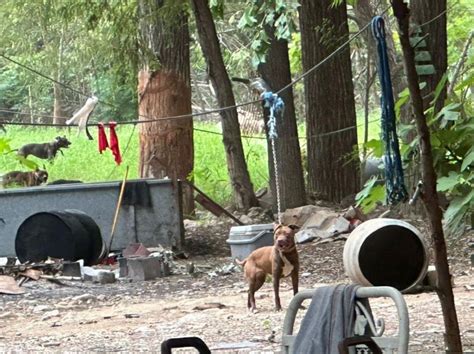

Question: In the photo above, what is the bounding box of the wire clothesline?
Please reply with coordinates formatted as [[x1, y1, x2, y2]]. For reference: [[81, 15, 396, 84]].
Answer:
[[0, 6, 393, 129], [0, 5, 448, 134]]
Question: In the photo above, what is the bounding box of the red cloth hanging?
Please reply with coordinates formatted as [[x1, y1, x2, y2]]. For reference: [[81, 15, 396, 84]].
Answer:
[[108, 121, 122, 165], [98, 123, 109, 153]]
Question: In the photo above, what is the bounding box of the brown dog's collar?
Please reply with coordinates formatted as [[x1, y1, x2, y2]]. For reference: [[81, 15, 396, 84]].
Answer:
[[279, 245, 296, 253]]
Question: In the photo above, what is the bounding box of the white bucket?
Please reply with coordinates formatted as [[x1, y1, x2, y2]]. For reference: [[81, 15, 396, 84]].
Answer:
[[343, 218, 429, 293]]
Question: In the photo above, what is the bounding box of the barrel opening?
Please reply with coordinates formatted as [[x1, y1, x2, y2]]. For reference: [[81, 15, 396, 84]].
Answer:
[[358, 225, 426, 291], [15, 210, 104, 266]]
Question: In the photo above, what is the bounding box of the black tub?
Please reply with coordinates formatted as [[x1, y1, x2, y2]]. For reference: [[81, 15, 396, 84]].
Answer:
[[15, 210, 104, 266]]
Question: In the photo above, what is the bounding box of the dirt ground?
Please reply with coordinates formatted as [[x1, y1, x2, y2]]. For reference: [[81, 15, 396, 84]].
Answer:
[[0, 217, 473, 353]]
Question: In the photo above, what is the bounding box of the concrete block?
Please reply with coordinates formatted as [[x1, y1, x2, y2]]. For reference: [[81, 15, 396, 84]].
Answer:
[[93, 271, 116, 284], [126, 257, 162, 281], [118, 257, 128, 278], [62, 262, 81, 277], [295, 229, 318, 244]]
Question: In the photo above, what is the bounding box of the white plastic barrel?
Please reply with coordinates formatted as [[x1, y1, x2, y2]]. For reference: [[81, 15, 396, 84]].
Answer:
[[343, 218, 428, 293]]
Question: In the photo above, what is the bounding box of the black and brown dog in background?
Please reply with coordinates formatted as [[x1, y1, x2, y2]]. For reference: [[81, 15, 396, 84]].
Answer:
[[2, 169, 48, 188], [236, 224, 300, 312], [17, 136, 71, 161]]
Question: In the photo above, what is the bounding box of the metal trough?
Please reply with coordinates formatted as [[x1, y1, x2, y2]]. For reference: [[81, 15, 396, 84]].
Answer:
[[0, 178, 184, 257]]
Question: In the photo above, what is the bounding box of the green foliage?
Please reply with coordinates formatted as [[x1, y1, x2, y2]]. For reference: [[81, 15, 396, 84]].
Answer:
[[0, 124, 269, 205], [0, 0, 139, 122], [237, 0, 298, 67], [358, 70, 474, 235], [355, 176, 386, 213], [0, 136, 38, 171], [447, 0, 474, 67]]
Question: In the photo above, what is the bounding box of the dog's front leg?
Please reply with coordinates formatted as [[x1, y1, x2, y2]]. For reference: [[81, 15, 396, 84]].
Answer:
[[272, 266, 283, 311], [291, 265, 299, 295]]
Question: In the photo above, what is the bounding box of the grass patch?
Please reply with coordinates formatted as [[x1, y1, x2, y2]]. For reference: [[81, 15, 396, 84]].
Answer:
[[1, 109, 381, 205]]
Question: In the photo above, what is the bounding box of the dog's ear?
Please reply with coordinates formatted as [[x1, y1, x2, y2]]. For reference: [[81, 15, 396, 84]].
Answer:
[[273, 223, 282, 231], [288, 224, 300, 231]]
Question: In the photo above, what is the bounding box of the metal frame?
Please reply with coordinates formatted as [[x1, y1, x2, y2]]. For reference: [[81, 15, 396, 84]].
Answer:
[[281, 286, 409, 354]]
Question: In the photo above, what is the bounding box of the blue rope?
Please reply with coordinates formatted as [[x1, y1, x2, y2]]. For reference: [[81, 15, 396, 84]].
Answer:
[[371, 16, 408, 204], [261, 91, 285, 139]]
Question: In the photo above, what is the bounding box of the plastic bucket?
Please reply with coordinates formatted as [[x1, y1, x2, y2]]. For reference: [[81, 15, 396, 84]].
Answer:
[[343, 218, 428, 293], [226, 223, 274, 260], [15, 209, 104, 266]]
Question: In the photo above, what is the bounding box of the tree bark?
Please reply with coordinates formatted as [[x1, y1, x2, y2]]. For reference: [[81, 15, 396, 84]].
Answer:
[[410, 0, 448, 113], [258, 26, 306, 211], [138, 0, 194, 216], [392, 2, 463, 352], [190, 0, 259, 211], [299, 0, 359, 203]]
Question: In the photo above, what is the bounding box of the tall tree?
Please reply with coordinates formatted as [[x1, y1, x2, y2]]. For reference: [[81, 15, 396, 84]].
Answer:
[[137, 0, 194, 215], [411, 0, 448, 113], [299, 0, 359, 202], [191, 0, 259, 211], [392, 2, 462, 351], [258, 27, 306, 211]]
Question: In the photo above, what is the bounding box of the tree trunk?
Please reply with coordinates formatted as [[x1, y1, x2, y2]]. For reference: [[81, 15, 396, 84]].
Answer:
[[190, 0, 259, 211], [411, 0, 448, 113], [258, 26, 306, 211], [392, 2, 463, 352], [138, 0, 194, 216], [299, 0, 359, 202]]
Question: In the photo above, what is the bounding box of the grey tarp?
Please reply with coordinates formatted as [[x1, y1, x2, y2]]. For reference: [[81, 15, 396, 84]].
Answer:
[[293, 284, 360, 354]]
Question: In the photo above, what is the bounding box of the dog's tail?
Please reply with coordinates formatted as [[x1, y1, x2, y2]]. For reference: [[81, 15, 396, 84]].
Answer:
[[235, 258, 247, 266], [4, 149, 17, 155]]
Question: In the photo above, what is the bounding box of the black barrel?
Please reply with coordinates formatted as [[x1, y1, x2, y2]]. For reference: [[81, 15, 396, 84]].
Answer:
[[16, 210, 104, 266]]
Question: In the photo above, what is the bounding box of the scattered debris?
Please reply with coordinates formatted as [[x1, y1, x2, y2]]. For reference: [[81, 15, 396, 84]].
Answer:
[[0, 275, 25, 295], [124, 313, 140, 319], [281, 205, 366, 245], [193, 302, 227, 311], [41, 310, 60, 321], [122, 243, 151, 258], [208, 263, 239, 278]]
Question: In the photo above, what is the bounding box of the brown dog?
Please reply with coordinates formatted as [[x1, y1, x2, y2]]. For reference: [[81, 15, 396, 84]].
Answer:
[[2, 169, 48, 188], [236, 224, 299, 312]]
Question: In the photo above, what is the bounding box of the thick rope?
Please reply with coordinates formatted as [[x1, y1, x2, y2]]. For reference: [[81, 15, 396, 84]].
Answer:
[[262, 92, 285, 223], [371, 16, 408, 204]]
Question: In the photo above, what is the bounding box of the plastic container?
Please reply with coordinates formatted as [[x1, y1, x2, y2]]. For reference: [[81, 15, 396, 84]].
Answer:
[[343, 218, 428, 293], [15, 209, 104, 266], [226, 223, 274, 260]]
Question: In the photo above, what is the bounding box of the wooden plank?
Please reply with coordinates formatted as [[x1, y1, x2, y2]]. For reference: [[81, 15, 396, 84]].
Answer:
[[416, 64, 436, 76], [183, 181, 244, 225], [410, 37, 427, 48], [415, 51, 432, 62]]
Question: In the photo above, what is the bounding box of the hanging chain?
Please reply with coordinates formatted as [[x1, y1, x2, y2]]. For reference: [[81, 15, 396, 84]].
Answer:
[[271, 138, 282, 224], [261, 91, 285, 224]]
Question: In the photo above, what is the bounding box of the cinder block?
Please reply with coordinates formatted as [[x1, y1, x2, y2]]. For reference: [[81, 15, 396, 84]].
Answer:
[[62, 261, 81, 277], [126, 257, 162, 281], [118, 257, 128, 278], [94, 271, 116, 284]]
